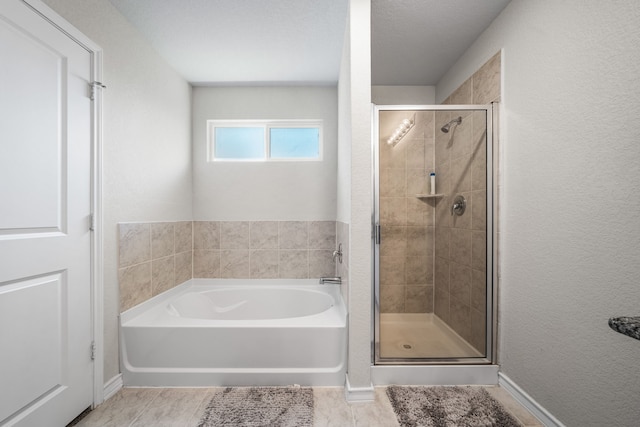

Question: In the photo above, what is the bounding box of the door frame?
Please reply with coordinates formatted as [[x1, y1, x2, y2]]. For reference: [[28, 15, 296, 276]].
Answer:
[[21, 0, 104, 407]]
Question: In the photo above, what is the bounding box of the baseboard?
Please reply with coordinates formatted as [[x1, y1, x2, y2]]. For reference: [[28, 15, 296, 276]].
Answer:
[[103, 374, 123, 401], [498, 372, 565, 427], [344, 375, 375, 402]]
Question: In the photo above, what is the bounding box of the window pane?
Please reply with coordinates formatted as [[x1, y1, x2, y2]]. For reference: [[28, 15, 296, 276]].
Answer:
[[215, 127, 264, 159], [270, 128, 319, 159]]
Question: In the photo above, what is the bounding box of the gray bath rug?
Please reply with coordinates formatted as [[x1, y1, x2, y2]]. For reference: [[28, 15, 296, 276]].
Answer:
[[197, 387, 313, 427], [386, 386, 520, 427]]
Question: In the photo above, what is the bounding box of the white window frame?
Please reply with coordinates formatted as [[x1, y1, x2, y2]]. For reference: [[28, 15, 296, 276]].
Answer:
[[207, 119, 323, 162]]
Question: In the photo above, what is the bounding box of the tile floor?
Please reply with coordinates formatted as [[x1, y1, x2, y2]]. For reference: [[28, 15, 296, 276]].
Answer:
[[74, 385, 543, 426]]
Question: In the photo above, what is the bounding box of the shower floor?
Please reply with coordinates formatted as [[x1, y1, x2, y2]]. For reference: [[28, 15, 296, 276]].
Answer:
[[379, 313, 482, 359]]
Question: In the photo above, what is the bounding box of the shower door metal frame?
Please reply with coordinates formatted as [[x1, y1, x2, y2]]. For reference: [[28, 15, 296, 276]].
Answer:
[[372, 104, 497, 366]]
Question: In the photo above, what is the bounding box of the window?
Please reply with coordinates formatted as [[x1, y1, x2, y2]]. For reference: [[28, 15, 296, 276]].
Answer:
[[208, 120, 322, 161]]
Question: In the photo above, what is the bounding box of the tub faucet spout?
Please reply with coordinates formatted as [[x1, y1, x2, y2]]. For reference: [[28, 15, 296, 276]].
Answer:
[[319, 277, 342, 285]]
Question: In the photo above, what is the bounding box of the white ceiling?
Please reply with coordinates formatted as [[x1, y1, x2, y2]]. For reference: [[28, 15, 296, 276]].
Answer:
[[108, 0, 510, 86]]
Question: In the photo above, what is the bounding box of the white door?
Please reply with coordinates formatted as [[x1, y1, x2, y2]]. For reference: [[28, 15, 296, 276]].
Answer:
[[0, 1, 94, 426]]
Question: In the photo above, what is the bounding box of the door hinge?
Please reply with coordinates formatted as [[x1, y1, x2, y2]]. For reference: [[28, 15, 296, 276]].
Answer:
[[90, 341, 96, 361], [374, 223, 381, 245], [89, 81, 106, 101], [89, 213, 95, 231]]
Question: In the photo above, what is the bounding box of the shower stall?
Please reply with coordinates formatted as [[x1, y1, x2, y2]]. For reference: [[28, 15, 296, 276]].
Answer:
[[372, 104, 497, 383]]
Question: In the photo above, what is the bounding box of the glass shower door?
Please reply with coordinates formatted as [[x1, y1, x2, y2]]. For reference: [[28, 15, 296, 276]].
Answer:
[[374, 104, 494, 364]]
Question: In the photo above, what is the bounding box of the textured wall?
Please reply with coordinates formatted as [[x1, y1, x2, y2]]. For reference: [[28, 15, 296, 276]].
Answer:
[[42, 0, 193, 384], [346, 0, 373, 389], [337, 15, 352, 307], [192, 86, 338, 221], [437, 1, 640, 425], [372, 86, 436, 105], [337, 18, 352, 226]]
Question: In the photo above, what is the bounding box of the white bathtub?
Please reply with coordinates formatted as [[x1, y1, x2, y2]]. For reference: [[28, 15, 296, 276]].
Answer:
[[120, 279, 347, 387]]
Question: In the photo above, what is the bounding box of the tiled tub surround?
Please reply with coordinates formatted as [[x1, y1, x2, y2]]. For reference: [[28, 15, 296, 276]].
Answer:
[[118, 222, 193, 312], [118, 220, 340, 312], [193, 221, 337, 280], [378, 111, 435, 314]]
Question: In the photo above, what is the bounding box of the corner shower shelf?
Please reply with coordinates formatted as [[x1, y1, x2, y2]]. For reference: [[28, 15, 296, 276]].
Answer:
[[416, 193, 445, 199]]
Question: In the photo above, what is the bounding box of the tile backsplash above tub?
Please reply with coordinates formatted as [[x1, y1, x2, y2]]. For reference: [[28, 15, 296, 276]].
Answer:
[[192, 221, 336, 280], [118, 220, 338, 312]]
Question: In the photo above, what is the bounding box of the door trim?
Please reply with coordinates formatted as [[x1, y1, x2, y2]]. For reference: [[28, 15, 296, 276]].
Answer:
[[21, 0, 105, 407]]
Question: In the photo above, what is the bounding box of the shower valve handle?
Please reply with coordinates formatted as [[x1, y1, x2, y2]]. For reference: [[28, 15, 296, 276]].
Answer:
[[332, 243, 343, 264], [451, 195, 467, 216]]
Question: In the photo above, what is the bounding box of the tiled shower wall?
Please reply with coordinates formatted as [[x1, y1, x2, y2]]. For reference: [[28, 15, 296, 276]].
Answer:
[[118, 220, 339, 312], [434, 51, 501, 352], [379, 111, 435, 313]]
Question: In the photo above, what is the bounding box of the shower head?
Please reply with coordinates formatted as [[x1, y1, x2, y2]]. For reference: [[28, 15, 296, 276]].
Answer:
[[441, 116, 462, 133]]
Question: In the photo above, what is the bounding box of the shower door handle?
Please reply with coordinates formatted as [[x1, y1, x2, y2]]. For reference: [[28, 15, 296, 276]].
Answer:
[[374, 224, 381, 245]]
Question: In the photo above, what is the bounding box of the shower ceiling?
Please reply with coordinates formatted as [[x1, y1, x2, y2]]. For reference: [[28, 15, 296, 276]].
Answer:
[[107, 0, 510, 86]]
